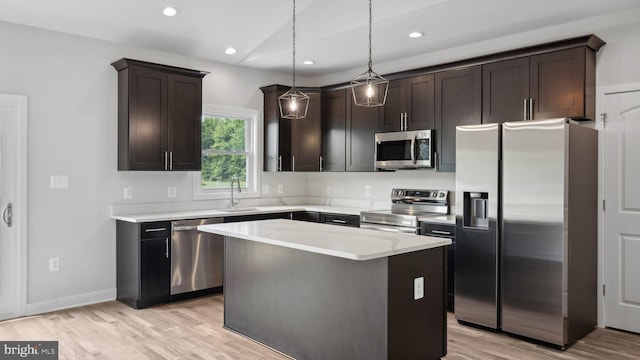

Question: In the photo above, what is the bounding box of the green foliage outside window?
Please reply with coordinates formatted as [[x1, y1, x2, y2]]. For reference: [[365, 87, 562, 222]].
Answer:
[[201, 116, 248, 188]]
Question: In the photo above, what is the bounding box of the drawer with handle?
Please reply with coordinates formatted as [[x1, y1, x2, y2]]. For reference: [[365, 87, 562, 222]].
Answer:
[[140, 221, 171, 239], [420, 222, 455, 238], [320, 213, 360, 227]]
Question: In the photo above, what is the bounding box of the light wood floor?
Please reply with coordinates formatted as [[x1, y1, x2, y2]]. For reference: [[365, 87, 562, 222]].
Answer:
[[1, 295, 639, 359]]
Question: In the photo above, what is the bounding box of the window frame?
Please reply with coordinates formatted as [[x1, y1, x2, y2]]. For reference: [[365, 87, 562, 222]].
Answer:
[[192, 104, 261, 200]]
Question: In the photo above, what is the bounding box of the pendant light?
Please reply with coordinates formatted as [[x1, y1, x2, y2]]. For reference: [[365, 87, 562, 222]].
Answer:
[[351, 0, 388, 107], [279, 0, 309, 119]]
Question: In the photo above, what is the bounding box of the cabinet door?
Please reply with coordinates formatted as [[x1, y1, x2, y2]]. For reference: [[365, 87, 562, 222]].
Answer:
[[346, 87, 377, 172], [168, 74, 202, 170], [321, 89, 347, 171], [292, 91, 321, 171], [435, 66, 482, 172], [378, 79, 404, 132], [139, 238, 170, 301], [530, 47, 586, 120], [406, 74, 435, 130], [482, 57, 530, 124], [263, 89, 292, 171], [128, 67, 168, 170]]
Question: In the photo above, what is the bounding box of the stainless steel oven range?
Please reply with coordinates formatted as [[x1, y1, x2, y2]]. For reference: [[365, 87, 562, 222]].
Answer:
[[360, 189, 449, 234]]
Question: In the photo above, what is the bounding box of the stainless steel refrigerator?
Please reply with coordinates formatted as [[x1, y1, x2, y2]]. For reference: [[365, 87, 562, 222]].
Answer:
[[455, 118, 597, 347]]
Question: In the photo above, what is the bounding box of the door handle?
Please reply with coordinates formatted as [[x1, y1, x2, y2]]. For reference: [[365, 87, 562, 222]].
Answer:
[[523, 98, 528, 121], [164, 151, 168, 170], [411, 135, 416, 164], [165, 238, 169, 258], [292, 155, 295, 172], [169, 151, 173, 170], [319, 156, 323, 172], [3, 203, 12, 227]]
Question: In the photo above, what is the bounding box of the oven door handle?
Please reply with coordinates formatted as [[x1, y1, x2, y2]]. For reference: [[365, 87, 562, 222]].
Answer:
[[360, 223, 418, 234], [411, 135, 416, 164]]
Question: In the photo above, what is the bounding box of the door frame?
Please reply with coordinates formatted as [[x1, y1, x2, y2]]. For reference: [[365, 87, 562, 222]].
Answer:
[[596, 82, 640, 328], [0, 93, 28, 318]]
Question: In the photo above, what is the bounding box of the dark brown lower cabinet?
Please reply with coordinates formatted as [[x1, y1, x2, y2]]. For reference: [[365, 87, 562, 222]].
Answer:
[[435, 66, 482, 172], [116, 221, 171, 309]]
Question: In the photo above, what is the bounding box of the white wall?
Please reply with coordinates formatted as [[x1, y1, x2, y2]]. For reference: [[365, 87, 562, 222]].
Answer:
[[0, 20, 308, 310]]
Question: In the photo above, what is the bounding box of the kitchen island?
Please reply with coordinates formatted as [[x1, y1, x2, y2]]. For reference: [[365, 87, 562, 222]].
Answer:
[[198, 219, 450, 360]]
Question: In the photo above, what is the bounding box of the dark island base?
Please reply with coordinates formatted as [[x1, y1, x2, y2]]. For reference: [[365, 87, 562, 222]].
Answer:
[[224, 237, 446, 360]]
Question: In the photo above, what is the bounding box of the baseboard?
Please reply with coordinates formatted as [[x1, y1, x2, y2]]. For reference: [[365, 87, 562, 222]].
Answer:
[[26, 288, 117, 316]]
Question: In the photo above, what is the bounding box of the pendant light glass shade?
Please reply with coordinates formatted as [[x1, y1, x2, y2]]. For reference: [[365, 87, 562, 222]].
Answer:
[[351, 0, 388, 107], [279, 0, 309, 119]]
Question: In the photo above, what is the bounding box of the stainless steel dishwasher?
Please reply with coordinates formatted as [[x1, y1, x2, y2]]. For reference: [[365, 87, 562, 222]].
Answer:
[[170, 218, 223, 295]]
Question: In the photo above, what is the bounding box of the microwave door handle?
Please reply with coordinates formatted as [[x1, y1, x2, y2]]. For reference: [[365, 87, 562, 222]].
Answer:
[[411, 135, 416, 164]]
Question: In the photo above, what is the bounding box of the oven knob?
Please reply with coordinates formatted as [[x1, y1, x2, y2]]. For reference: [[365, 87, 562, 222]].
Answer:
[[431, 191, 437, 197], [439, 192, 445, 198]]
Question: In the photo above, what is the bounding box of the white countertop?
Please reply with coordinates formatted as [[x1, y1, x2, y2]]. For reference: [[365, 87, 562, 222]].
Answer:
[[418, 214, 456, 225], [198, 219, 451, 261], [111, 204, 455, 225]]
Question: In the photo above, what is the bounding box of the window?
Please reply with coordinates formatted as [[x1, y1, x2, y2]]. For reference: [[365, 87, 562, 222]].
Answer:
[[193, 105, 259, 200]]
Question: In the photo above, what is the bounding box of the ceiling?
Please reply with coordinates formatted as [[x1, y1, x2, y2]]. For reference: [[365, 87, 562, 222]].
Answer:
[[1, 0, 640, 78]]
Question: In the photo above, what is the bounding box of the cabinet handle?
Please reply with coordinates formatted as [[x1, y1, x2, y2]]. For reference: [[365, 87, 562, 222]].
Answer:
[[169, 151, 173, 170], [404, 113, 408, 130], [431, 230, 452, 235], [529, 98, 534, 121], [331, 219, 347, 224], [319, 156, 323, 172], [164, 151, 168, 170], [292, 155, 295, 172], [3, 203, 12, 227], [278, 156, 282, 172], [434, 152, 439, 171], [165, 238, 169, 259], [400, 113, 404, 131], [523, 98, 528, 121], [145, 227, 167, 233]]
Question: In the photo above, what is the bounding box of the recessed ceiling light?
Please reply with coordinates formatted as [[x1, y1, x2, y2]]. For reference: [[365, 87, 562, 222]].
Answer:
[[408, 32, 424, 38], [163, 7, 177, 17], [303, 60, 315, 65], [225, 47, 237, 55]]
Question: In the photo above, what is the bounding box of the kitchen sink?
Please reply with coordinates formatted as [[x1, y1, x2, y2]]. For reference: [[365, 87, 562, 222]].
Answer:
[[219, 207, 260, 213]]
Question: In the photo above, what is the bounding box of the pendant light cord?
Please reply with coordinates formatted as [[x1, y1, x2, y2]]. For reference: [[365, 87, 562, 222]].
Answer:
[[368, 0, 373, 74], [292, 0, 297, 89]]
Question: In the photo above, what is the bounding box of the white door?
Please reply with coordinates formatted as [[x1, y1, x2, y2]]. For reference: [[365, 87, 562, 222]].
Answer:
[[0, 94, 27, 320], [604, 89, 640, 334]]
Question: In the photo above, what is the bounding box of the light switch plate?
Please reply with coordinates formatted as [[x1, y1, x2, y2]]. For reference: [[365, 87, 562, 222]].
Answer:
[[414, 277, 424, 300], [50, 175, 69, 189], [123, 187, 133, 200]]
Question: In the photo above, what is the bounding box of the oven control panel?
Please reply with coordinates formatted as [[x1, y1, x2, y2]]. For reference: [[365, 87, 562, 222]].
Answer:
[[391, 188, 448, 203]]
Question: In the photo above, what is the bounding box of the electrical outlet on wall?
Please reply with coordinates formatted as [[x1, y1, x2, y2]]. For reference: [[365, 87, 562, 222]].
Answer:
[[123, 187, 133, 200], [277, 184, 284, 194], [49, 257, 60, 272], [365, 185, 372, 196], [168, 186, 177, 198], [414, 277, 424, 300], [50, 175, 69, 189]]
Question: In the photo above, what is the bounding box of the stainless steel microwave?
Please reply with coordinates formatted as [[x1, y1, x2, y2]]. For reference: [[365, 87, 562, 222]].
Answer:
[[374, 130, 433, 170]]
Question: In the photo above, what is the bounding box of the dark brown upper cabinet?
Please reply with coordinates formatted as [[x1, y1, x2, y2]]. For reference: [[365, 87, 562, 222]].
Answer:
[[321, 89, 347, 171], [320, 88, 376, 172], [435, 66, 482, 173], [112, 58, 207, 171], [347, 87, 378, 172], [483, 46, 600, 123], [261, 85, 321, 172], [378, 74, 435, 132]]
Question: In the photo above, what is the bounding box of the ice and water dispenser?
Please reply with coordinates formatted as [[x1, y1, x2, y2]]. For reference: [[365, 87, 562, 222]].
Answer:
[[463, 192, 489, 229]]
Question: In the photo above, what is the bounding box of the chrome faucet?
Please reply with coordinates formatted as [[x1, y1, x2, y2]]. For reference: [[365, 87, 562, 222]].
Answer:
[[230, 176, 241, 208]]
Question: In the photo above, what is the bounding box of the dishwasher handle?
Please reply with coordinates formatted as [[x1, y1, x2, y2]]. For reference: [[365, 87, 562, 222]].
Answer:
[[173, 225, 199, 231]]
